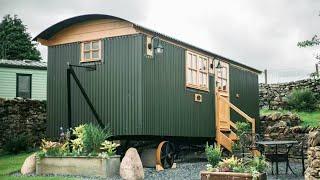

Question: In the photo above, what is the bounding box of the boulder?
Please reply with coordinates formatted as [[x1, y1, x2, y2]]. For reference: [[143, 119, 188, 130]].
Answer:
[[120, 148, 144, 180], [21, 153, 36, 175]]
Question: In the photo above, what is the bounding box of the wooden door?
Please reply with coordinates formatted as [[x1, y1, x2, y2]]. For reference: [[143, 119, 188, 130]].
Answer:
[[215, 61, 230, 130]]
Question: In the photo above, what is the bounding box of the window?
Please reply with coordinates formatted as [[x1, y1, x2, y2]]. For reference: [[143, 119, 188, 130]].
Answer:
[[81, 40, 102, 62], [186, 51, 209, 91], [216, 61, 229, 91], [16, 74, 31, 99]]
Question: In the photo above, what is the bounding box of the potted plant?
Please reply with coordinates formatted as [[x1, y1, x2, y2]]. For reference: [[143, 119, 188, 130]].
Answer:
[[36, 123, 120, 178]]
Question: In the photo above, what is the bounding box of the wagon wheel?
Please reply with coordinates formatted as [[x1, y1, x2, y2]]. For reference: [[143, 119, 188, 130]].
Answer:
[[156, 141, 175, 169]]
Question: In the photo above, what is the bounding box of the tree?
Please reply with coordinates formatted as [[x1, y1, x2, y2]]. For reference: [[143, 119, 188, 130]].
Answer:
[[0, 14, 41, 60], [297, 35, 320, 47]]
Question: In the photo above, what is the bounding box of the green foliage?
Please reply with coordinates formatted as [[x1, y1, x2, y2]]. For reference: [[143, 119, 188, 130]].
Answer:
[[0, 14, 41, 60], [211, 155, 269, 178], [285, 88, 318, 112], [246, 156, 269, 173], [298, 35, 320, 47], [235, 122, 251, 137], [82, 123, 111, 154], [217, 155, 244, 172], [71, 124, 85, 154], [3, 134, 30, 154], [38, 124, 115, 158], [40, 139, 67, 156], [205, 143, 222, 167], [232, 122, 251, 152], [100, 140, 120, 156]]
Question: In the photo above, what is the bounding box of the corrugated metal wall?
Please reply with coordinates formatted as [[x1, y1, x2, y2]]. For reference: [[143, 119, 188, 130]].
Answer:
[[141, 36, 216, 138], [229, 65, 260, 130], [47, 33, 258, 138], [47, 35, 143, 137]]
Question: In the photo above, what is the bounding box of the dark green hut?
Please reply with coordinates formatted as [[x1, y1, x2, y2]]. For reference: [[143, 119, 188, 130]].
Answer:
[[34, 14, 261, 153]]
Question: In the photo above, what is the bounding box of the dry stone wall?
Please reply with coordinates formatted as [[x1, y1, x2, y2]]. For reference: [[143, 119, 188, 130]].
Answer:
[[259, 79, 320, 110], [0, 98, 46, 147], [305, 130, 320, 180], [260, 113, 319, 156]]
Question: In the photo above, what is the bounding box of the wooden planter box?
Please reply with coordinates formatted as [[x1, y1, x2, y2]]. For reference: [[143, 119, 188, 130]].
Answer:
[[36, 155, 120, 178], [200, 171, 267, 180]]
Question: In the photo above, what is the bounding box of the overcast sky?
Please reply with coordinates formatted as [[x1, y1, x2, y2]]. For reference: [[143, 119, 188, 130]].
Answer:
[[1, 0, 319, 83]]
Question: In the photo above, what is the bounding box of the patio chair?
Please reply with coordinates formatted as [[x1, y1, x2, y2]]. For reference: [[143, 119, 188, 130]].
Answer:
[[264, 143, 295, 175], [288, 140, 306, 176]]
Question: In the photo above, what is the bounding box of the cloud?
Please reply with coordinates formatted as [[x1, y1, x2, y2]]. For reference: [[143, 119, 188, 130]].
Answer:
[[0, 0, 319, 82]]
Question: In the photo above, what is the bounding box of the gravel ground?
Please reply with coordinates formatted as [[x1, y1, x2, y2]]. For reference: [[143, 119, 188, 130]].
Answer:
[[12, 158, 305, 180]]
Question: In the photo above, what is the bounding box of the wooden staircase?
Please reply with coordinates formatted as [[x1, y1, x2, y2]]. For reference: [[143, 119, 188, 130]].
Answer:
[[215, 91, 256, 152]]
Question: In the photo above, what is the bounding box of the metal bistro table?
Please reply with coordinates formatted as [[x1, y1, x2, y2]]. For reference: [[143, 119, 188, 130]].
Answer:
[[256, 140, 298, 176]]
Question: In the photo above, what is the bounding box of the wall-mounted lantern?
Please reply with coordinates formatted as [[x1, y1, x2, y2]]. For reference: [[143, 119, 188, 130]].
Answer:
[[216, 60, 223, 69], [147, 36, 164, 57]]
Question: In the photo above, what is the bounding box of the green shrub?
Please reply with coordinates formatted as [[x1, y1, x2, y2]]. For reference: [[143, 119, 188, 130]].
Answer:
[[246, 156, 269, 173], [235, 122, 251, 137], [205, 143, 222, 167], [3, 134, 30, 154], [82, 123, 112, 154], [285, 88, 318, 112]]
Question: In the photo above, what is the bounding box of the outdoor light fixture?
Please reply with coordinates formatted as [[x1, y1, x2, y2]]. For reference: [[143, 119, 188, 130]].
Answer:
[[216, 60, 223, 69], [147, 36, 164, 55]]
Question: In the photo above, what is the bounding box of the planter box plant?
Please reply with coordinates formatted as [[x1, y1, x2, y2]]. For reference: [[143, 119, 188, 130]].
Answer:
[[204, 143, 269, 180], [36, 155, 120, 178], [200, 171, 267, 180], [36, 123, 120, 178]]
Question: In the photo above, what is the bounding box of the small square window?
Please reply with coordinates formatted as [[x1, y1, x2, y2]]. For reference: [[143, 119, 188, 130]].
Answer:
[[81, 40, 101, 63]]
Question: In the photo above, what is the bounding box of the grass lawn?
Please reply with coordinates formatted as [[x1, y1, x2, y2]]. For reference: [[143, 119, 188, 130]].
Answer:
[[260, 108, 320, 127], [0, 152, 75, 180]]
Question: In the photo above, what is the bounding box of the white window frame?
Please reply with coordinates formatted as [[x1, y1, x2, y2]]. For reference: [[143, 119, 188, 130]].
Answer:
[[185, 50, 209, 91], [215, 60, 229, 92], [80, 40, 102, 63]]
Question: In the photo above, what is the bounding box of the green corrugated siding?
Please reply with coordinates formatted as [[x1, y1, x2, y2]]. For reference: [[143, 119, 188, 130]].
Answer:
[[141, 36, 215, 138], [0, 67, 47, 100], [47, 33, 259, 138], [229, 65, 260, 130], [47, 35, 143, 137]]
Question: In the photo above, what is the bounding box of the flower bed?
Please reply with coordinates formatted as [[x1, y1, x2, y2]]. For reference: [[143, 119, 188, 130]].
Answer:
[[204, 142, 269, 180], [35, 123, 120, 178]]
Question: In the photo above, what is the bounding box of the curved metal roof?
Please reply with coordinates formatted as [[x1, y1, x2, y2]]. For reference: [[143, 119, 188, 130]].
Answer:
[[33, 14, 127, 40], [33, 14, 261, 73]]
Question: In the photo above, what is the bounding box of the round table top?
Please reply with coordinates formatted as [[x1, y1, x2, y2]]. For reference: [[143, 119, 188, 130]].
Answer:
[[256, 140, 299, 145]]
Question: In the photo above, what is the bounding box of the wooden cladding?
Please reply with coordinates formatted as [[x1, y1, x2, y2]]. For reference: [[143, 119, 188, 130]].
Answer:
[[38, 19, 138, 46]]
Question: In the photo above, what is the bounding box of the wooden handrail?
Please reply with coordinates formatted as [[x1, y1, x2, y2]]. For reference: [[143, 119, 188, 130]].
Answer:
[[217, 93, 255, 134]]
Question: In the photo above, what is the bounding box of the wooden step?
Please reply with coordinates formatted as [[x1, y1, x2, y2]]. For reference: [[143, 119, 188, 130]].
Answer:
[[216, 131, 234, 152], [219, 128, 231, 133], [228, 131, 238, 141]]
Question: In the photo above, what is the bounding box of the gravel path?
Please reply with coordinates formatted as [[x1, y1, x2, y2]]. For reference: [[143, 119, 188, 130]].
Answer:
[[12, 159, 305, 179]]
